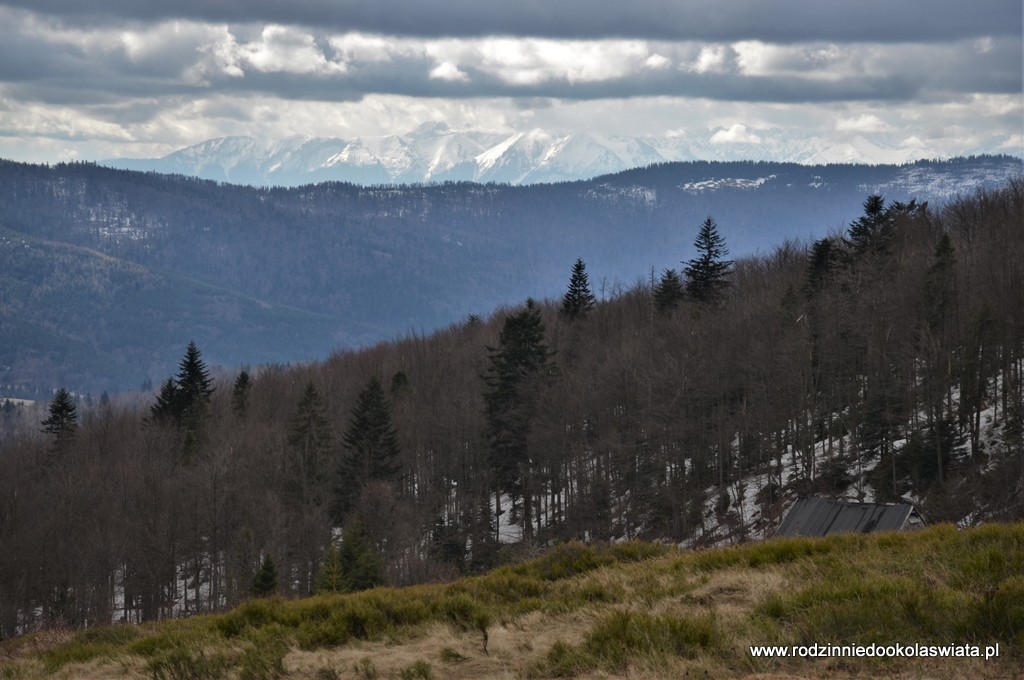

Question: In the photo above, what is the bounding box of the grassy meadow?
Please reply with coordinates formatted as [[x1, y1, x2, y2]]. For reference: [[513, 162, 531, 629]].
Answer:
[[1, 523, 1021, 679]]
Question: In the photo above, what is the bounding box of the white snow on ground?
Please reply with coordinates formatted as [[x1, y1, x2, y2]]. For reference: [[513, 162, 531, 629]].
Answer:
[[680, 175, 776, 193], [678, 372, 1012, 550]]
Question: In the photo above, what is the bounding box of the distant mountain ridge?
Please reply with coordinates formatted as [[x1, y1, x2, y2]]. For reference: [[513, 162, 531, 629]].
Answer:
[[1, 155, 1020, 396], [103, 124, 1005, 187]]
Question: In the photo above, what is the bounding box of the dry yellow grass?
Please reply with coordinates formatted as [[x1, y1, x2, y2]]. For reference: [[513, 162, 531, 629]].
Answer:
[[2, 526, 1022, 679]]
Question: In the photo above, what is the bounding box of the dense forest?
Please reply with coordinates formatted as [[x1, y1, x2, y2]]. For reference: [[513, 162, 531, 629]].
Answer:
[[1, 155, 1019, 396], [0, 179, 1022, 639]]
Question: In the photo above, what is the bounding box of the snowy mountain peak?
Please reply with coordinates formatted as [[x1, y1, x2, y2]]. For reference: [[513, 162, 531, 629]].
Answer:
[[103, 127, 1019, 187]]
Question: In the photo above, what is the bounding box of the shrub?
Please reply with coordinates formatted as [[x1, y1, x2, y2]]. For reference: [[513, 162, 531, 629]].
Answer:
[[399, 660, 433, 679], [237, 626, 288, 680], [582, 610, 716, 669], [41, 624, 141, 670], [145, 643, 230, 680], [542, 610, 716, 676]]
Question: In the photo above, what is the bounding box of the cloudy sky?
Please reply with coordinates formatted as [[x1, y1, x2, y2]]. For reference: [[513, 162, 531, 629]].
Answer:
[[0, 0, 1020, 163]]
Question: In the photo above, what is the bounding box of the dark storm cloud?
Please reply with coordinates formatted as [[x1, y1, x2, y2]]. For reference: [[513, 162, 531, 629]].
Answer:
[[2, 40, 1018, 112], [2, 0, 1019, 42]]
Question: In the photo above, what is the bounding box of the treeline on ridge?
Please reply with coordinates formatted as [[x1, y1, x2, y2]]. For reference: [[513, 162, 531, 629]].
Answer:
[[0, 180, 1022, 638]]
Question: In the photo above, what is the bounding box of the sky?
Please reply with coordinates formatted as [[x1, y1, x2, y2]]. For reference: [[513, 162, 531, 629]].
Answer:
[[0, 0, 1021, 164]]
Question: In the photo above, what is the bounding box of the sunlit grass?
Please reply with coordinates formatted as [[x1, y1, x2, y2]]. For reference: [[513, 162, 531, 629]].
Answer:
[[2, 525, 1022, 679]]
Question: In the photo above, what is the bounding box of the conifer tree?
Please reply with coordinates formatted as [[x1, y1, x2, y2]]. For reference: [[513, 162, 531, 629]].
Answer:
[[334, 377, 400, 523], [847, 195, 891, 257], [150, 378, 181, 424], [653, 268, 685, 313], [483, 298, 556, 538], [924, 233, 956, 336], [315, 543, 347, 594], [803, 236, 844, 297], [684, 217, 733, 304], [41, 387, 77, 451], [337, 519, 384, 592], [922, 232, 958, 484], [561, 258, 596, 320], [232, 369, 252, 419], [149, 341, 214, 426], [252, 555, 278, 597], [288, 381, 334, 507], [847, 196, 922, 259], [176, 341, 215, 410]]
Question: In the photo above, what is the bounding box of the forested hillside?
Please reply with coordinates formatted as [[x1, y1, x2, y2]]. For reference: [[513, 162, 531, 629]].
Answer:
[[0, 155, 1018, 396], [1, 178, 1020, 639]]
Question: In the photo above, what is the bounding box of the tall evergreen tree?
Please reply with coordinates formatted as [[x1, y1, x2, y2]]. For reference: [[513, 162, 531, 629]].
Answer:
[[847, 196, 922, 259], [483, 298, 556, 539], [231, 369, 252, 419], [334, 377, 400, 523], [924, 233, 957, 336], [316, 542, 346, 594], [803, 236, 844, 297], [288, 382, 334, 507], [561, 258, 597, 320], [149, 341, 215, 426], [922, 232, 958, 484], [176, 341, 215, 409], [252, 555, 278, 597], [653, 268, 685, 313], [337, 520, 384, 592], [847, 195, 891, 257], [150, 377, 181, 424], [684, 217, 733, 304], [41, 387, 77, 451]]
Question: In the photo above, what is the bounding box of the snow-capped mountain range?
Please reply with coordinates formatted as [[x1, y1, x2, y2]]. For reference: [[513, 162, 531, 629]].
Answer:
[[105, 123, 1009, 187]]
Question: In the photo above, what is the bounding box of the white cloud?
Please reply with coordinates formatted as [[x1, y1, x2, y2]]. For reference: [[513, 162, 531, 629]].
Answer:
[[734, 40, 849, 78], [689, 44, 734, 74], [644, 53, 670, 70], [998, 134, 1023, 153], [710, 123, 762, 144], [429, 61, 468, 82], [836, 114, 891, 132], [0, 4, 1017, 166], [330, 33, 411, 63], [238, 25, 346, 75]]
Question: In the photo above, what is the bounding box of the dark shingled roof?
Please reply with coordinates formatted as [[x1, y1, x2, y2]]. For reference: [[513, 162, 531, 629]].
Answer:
[[776, 497, 917, 537]]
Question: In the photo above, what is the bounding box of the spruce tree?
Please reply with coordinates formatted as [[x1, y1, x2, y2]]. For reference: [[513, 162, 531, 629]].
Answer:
[[337, 520, 384, 592], [684, 217, 733, 304], [483, 298, 556, 538], [653, 268, 685, 313], [561, 258, 596, 320], [41, 387, 77, 451], [288, 381, 334, 507], [149, 341, 214, 426], [150, 378, 181, 424], [847, 195, 891, 257], [924, 233, 956, 335], [232, 369, 252, 418], [176, 341, 214, 410], [252, 555, 278, 597], [922, 232, 957, 484], [334, 377, 400, 523], [803, 236, 844, 297], [316, 543, 347, 594], [847, 196, 922, 259]]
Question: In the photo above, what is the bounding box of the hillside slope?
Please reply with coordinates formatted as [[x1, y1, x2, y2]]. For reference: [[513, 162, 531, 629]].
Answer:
[[0, 228, 342, 396], [1, 180, 1020, 641], [1, 525, 1021, 679], [0, 155, 1019, 394]]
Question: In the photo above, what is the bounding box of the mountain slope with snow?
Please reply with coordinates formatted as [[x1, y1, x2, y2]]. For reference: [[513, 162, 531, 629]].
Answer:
[[106, 125, 1016, 187]]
